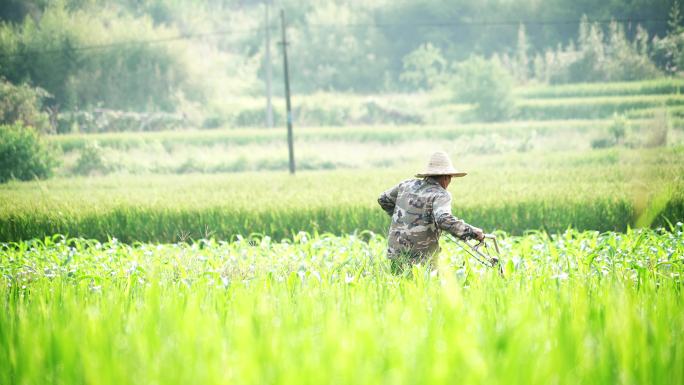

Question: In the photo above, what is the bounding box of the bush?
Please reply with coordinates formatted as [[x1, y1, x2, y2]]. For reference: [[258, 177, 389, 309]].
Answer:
[[451, 56, 516, 121], [644, 109, 669, 148], [57, 109, 186, 134], [0, 123, 57, 183], [0, 79, 51, 133], [591, 137, 615, 149], [72, 141, 110, 176], [608, 114, 628, 144]]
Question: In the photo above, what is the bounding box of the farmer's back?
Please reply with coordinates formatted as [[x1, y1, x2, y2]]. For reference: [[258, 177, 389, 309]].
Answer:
[[378, 151, 484, 269], [379, 178, 449, 257]]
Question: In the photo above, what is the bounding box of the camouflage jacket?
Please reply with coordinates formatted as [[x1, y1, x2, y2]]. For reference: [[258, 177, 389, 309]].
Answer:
[[377, 177, 476, 259]]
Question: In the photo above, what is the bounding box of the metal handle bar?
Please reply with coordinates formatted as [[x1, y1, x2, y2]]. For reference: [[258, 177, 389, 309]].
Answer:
[[474, 233, 500, 256], [448, 233, 503, 275]]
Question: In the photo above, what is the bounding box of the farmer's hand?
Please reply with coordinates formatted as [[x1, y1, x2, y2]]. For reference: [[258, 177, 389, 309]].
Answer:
[[471, 226, 485, 241]]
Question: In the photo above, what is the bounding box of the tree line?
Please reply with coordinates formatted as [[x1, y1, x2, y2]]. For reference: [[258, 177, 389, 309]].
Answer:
[[0, 0, 682, 114]]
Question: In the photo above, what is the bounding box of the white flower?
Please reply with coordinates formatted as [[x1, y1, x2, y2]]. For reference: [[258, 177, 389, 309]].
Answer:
[[345, 273, 354, 284]]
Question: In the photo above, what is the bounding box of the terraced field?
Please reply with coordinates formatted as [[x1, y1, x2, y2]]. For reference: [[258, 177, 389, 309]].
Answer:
[[196, 78, 684, 127], [42, 78, 684, 179]]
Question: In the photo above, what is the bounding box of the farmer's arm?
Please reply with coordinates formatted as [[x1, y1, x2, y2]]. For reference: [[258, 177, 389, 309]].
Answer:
[[377, 182, 402, 216], [433, 193, 482, 240]]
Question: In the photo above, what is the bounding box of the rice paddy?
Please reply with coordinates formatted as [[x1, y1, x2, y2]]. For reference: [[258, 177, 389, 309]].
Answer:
[[1, 227, 682, 385], [3, 77, 684, 385], [2, 146, 683, 243]]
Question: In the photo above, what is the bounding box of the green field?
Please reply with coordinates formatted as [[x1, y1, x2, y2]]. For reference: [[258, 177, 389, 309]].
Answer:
[[218, 78, 684, 126], [41, 78, 684, 179], [48, 120, 611, 151], [2, 229, 682, 385], [517, 94, 684, 120], [41, 78, 684, 131], [514, 78, 684, 98], [3, 0, 684, 382], [48, 118, 684, 152], [3, 78, 684, 385], [2, 147, 683, 243]]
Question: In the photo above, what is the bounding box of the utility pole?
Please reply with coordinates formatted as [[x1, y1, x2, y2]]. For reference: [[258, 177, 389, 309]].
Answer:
[[280, 8, 295, 175], [264, 2, 274, 128]]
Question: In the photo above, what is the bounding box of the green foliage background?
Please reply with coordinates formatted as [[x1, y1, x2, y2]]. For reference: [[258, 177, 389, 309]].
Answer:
[[0, 0, 682, 116]]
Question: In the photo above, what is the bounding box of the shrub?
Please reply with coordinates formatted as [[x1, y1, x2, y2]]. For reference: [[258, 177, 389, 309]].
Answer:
[[0, 79, 51, 133], [0, 123, 57, 183], [644, 109, 669, 148], [57, 109, 186, 134], [608, 114, 628, 144], [72, 141, 109, 176], [591, 137, 615, 149], [451, 56, 516, 121]]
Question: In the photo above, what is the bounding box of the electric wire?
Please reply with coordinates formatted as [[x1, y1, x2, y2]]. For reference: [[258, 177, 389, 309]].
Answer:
[[0, 16, 671, 59]]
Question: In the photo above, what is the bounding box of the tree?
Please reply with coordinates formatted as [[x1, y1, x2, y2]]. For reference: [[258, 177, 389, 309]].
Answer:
[[560, 16, 661, 82], [452, 56, 516, 122], [653, 0, 684, 75], [568, 16, 606, 82], [514, 24, 530, 83], [399, 43, 447, 90], [0, 3, 203, 112], [604, 21, 660, 81], [669, 0, 684, 35], [288, 1, 390, 93]]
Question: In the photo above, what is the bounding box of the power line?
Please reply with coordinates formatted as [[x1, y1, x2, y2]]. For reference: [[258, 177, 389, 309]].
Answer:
[[0, 17, 670, 59], [307, 17, 669, 30], [0, 26, 273, 59]]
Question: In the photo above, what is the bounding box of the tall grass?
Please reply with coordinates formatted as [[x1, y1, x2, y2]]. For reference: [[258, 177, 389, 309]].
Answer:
[[516, 78, 684, 99], [1, 228, 682, 385], [517, 94, 684, 120], [1, 148, 682, 242]]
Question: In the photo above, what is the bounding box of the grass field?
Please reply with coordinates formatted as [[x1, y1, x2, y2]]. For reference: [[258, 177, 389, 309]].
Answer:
[[2, 147, 683, 243], [44, 116, 684, 177], [517, 94, 684, 120], [3, 78, 684, 385], [51, 78, 684, 130], [514, 78, 684, 98], [246, 79, 684, 126], [1, 228, 682, 385], [49, 120, 613, 151], [49, 118, 684, 152]]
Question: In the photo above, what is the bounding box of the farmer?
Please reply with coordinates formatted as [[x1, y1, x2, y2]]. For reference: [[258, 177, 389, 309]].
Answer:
[[378, 151, 485, 272]]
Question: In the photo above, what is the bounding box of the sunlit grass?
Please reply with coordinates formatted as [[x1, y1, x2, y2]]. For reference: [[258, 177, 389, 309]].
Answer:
[[1, 228, 682, 385], [1, 147, 682, 242]]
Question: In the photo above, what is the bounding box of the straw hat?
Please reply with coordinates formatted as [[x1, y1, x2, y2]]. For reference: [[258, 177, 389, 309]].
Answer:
[[415, 151, 467, 178]]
